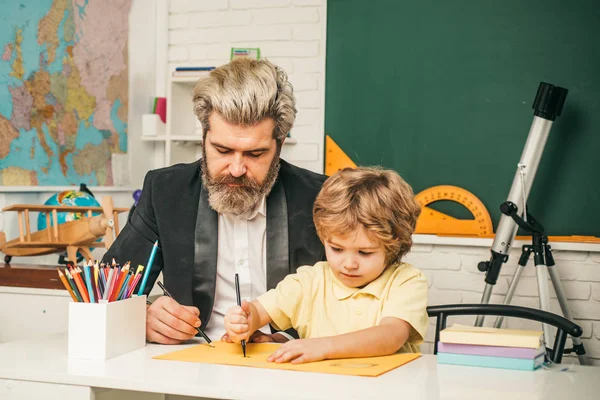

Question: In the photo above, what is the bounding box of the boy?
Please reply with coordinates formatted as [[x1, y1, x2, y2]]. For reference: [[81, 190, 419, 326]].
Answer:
[[224, 167, 428, 364]]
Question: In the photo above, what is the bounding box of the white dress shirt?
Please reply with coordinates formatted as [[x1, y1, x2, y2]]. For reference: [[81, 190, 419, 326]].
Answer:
[[204, 195, 271, 340]]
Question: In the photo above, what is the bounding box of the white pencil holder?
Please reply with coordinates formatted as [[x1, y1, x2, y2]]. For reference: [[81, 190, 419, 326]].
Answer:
[[68, 295, 146, 360]]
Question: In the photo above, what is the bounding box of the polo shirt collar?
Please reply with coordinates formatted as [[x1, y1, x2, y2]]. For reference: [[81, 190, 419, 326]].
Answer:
[[331, 263, 398, 300]]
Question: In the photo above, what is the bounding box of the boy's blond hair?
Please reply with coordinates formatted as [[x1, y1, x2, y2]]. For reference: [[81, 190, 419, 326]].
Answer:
[[313, 167, 422, 265], [192, 58, 296, 142]]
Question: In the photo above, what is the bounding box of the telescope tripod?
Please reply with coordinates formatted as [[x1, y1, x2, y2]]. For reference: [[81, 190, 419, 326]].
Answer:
[[481, 206, 588, 365]]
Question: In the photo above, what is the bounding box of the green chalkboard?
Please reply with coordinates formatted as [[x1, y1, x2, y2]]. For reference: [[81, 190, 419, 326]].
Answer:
[[325, 0, 600, 236]]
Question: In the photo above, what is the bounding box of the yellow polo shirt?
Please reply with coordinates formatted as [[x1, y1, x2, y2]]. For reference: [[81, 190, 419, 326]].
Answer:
[[257, 261, 428, 353]]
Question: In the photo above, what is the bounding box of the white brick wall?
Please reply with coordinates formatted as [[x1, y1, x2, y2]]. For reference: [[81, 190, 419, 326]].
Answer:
[[404, 243, 600, 365], [167, 0, 326, 173]]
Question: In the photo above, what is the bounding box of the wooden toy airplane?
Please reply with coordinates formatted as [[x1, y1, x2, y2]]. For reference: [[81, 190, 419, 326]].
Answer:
[[0, 197, 129, 264]]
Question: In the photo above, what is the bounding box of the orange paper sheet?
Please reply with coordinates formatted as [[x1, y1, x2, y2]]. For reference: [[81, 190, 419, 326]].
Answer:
[[154, 341, 420, 377]]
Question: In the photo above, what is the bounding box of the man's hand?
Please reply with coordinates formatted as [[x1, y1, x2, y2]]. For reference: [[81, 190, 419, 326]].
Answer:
[[223, 300, 257, 343], [267, 338, 331, 364], [146, 296, 201, 345], [221, 330, 290, 344]]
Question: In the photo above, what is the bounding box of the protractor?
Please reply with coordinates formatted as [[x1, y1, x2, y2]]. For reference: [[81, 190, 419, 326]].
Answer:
[[415, 185, 493, 237]]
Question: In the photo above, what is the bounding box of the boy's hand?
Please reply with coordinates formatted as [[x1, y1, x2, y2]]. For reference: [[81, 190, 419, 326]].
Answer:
[[224, 300, 254, 343], [267, 338, 331, 364], [221, 330, 290, 344]]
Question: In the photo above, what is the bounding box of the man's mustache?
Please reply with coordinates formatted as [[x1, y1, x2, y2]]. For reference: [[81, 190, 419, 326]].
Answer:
[[212, 174, 260, 189]]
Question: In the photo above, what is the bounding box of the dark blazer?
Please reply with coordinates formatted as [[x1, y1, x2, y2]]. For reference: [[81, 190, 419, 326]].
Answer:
[[103, 159, 326, 330]]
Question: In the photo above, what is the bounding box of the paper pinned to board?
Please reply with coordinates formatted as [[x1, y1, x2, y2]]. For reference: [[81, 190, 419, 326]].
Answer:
[[153, 341, 419, 377]]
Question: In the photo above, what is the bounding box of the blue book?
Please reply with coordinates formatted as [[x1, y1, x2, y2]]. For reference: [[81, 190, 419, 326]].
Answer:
[[438, 352, 545, 371], [175, 66, 215, 71]]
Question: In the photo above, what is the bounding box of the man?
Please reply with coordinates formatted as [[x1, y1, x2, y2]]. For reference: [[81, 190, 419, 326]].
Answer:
[[103, 58, 326, 344]]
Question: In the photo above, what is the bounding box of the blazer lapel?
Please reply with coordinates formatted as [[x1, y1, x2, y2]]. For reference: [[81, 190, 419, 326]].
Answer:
[[266, 178, 289, 290], [192, 185, 219, 330]]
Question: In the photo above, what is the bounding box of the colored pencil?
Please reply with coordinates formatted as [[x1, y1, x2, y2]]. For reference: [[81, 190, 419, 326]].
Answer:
[[126, 268, 144, 298], [57, 268, 78, 302], [83, 265, 96, 303], [137, 240, 159, 295], [65, 269, 82, 302], [111, 263, 130, 301], [117, 272, 132, 300], [72, 268, 90, 303], [93, 264, 101, 301], [103, 267, 115, 301]]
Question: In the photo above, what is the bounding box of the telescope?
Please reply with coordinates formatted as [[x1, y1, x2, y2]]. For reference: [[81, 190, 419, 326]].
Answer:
[[475, 82, 588, 365]]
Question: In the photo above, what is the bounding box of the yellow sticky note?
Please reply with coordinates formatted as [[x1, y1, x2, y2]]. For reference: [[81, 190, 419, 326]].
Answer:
[[153, 341, 419, 377]]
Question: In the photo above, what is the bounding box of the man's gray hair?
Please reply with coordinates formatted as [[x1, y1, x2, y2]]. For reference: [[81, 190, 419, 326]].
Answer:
[[192, 58, 296, 142]]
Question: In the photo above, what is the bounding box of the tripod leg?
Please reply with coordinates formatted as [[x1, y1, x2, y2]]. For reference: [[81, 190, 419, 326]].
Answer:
[[535, 264, 554, 347], [547, 266, 590, 365], [495, 245, 532, 328], [475, 284, 494, 326], [494, 265, 525, 328]]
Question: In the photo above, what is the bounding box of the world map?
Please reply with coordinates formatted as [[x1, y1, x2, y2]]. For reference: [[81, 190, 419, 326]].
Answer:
[[0, 0, 132, 186]]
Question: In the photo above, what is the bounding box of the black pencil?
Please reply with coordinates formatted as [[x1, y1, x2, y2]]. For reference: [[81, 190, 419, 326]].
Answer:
[[234, 273, 247, 357], [156, 281, 215, 347]]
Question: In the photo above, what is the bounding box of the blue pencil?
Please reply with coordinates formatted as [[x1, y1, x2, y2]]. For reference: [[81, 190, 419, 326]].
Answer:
[[137, 240, 159, 295], [117, 273, 132, 300], [83, 266, 96, 303]]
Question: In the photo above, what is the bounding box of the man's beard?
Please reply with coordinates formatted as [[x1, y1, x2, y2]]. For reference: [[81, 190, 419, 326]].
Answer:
[[201, 148, 281, 216]]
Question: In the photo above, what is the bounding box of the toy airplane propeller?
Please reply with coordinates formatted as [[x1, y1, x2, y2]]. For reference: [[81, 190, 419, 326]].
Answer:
[[0, 196, 129, 264]]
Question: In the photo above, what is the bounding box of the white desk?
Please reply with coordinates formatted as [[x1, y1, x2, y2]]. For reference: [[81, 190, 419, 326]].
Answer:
[[0, 333, 598, 400]]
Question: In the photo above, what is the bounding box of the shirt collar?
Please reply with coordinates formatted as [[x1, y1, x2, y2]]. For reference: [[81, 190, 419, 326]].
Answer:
[[331, 263, 398, 300], [237, 195, 266, 220]]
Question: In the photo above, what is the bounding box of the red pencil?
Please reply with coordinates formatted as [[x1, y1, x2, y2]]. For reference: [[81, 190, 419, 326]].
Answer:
[[111, 264, 130, 302], [107, 266, 122, 301]]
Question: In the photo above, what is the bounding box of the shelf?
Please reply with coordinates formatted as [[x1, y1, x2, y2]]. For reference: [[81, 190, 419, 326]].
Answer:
[[170, 76, 207, 85], [141, 135, 167, 141], [0, 186, 135, 193], [412, 234, 600, 253], [170, 135, 203, 141], [141, 135, 298, 145]]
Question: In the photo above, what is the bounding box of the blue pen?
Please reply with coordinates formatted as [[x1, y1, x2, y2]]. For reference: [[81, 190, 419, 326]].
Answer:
[[83, 266, 96, 303], [137, 240, 159, 295]]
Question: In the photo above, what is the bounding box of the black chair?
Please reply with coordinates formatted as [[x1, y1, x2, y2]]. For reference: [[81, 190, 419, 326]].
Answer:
[[426, 303, 583, 364]]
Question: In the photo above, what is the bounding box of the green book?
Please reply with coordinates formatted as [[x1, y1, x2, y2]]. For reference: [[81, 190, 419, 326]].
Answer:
[[438, 352, 545, 371]]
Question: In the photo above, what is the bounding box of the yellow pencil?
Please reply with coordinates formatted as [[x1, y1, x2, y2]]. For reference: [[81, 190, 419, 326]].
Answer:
[[57, 268, 78, 302], [93, 264, 100, 299]]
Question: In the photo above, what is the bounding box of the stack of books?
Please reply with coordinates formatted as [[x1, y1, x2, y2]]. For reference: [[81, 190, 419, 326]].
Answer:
[[437, 324, 546, 371]]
